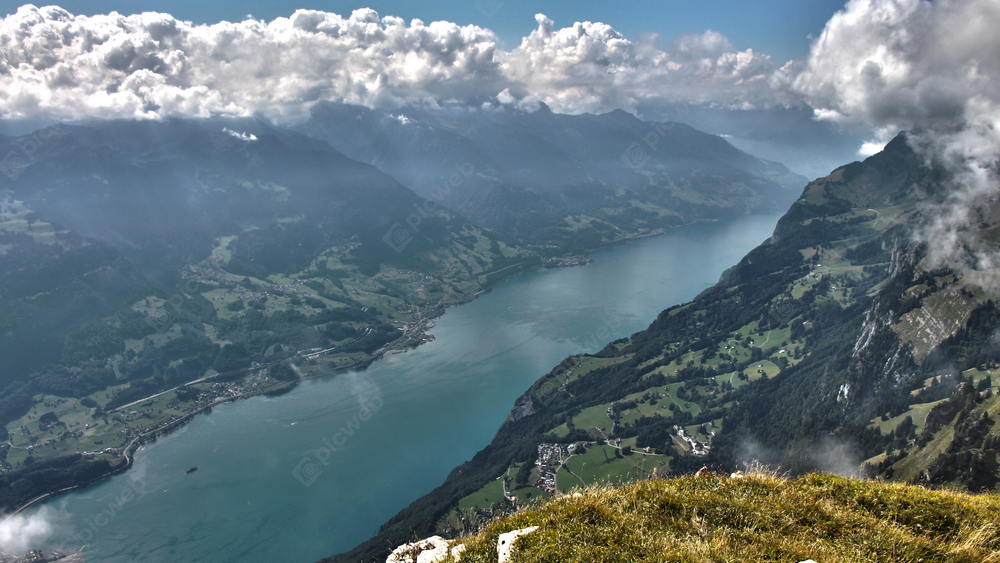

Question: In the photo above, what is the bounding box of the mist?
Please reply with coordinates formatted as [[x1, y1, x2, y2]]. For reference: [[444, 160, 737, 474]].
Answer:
[[0, 507, 63, 555]]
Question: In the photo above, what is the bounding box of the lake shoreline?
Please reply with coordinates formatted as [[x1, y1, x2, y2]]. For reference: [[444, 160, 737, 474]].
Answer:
[[5, 216, 743, 520], [4, 227, 660, 518]]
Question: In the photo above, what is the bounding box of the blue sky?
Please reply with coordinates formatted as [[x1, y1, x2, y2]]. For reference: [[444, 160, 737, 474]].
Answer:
[[0, 0, 849, 62]]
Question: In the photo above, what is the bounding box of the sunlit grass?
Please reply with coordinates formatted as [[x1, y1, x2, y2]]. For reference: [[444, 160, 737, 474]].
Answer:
[[439, 473, 1000, 562]]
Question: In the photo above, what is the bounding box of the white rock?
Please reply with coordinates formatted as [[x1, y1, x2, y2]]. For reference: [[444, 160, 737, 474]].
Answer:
[[451, 543, 466, 561], [497, 526, 539, 563], [386, 536, 452, 563]]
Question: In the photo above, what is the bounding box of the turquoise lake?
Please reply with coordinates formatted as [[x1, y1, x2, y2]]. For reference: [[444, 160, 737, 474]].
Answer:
[[31, 213, 783, 562]]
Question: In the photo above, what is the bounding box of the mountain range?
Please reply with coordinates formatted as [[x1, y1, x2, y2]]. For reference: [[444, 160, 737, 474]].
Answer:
[[297, 102, 806, 246]]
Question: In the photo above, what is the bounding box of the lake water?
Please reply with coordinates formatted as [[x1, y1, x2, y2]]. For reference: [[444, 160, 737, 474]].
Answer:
[[29, 213, 782, 562]]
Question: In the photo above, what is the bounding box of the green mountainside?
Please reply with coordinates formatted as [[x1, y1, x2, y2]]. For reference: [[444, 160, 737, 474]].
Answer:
[[329, 133, 1000, 562]]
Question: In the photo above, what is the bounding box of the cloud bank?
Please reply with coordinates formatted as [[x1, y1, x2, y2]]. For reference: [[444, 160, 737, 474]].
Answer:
[[0, 5, 792, 123], [0, 6, 503, 121], [795, 0, 1000, 270]]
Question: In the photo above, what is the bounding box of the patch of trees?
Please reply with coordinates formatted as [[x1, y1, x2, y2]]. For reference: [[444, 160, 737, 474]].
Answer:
[[844, 237, 894, 265], [213, 343, 252, 373], [268, 362, 299, 382], [174, 387, 200, 403], [38, 411, 60, 425], [0, 455, 113, 513], [336, 323, 402, 354], [918, 383, 998, 491]]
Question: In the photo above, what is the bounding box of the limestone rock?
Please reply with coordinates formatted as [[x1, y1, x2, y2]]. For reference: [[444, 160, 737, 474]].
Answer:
[[505, 395, 536, 423], [386, 536, 451, 563], [497, 526, 539, 563]]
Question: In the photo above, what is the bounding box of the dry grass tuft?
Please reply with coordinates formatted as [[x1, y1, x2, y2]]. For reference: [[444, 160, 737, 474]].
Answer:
[[436, 473, 1000, 562]]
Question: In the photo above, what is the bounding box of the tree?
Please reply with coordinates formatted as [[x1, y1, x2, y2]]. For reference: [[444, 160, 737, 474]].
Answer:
[[268, 362, 299, 382]]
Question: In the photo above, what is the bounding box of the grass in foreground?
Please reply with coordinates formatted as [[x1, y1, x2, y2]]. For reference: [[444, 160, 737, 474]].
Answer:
[[440, 473, 1000, 562]]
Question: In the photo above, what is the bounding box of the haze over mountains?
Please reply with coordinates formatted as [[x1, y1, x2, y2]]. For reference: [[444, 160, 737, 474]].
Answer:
[[1, 116, 503, 429], [299, 102, 806, 243]]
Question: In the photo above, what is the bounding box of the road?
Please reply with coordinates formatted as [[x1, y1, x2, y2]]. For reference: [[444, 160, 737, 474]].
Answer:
[[112, 376, 208, 412]]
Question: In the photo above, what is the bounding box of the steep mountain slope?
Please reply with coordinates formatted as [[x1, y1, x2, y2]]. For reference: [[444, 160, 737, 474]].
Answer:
[[297, 103, 807, 246], [327, 133, 1000, 562]]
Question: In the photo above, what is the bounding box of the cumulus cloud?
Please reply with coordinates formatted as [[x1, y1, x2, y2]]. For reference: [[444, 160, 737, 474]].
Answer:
[[498, 15, 795, 114], [0, 5, 797, 123], [794, 0, 1000, 271], [0, 5, 503, 122]]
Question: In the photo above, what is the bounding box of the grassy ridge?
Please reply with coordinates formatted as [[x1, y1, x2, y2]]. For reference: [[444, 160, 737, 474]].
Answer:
[[442, 473, 1000, 563]]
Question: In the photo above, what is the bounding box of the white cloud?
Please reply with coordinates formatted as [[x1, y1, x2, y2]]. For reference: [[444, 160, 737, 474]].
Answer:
[[793, 0, 1000, 270], [857, 139, 886, 156], [0, 6, 797, 123], [222, 128, 256, 141], [0, 507, 62, 553], [498, 15, 794, 114], [0, 5, 504, 122], [794, 0, 1000, 132]]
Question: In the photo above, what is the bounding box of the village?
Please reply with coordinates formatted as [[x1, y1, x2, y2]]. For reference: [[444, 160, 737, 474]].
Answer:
[[1, 367, 292, 474]]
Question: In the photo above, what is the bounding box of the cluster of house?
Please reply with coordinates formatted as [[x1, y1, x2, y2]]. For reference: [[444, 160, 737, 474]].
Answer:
[[676, 425, 711, 456], [534, 443, 573, 493], [535, 470, 558, 493], [0, 549, 79, 563]]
